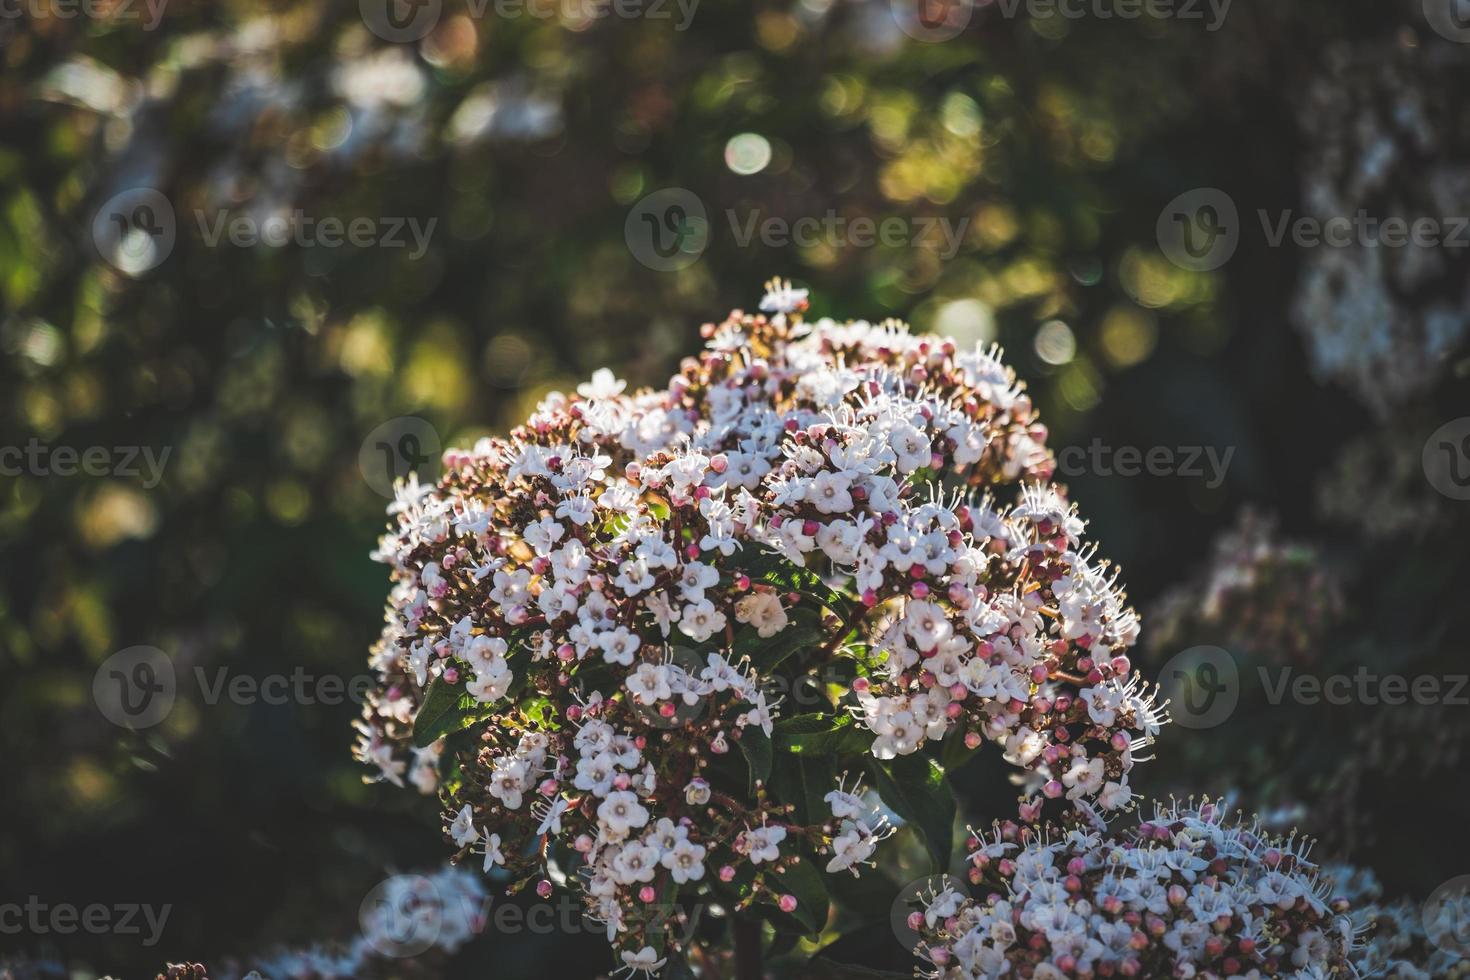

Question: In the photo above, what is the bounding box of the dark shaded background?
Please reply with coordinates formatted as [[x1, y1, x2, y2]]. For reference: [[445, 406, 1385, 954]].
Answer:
[[2, 0, 1469, 975]]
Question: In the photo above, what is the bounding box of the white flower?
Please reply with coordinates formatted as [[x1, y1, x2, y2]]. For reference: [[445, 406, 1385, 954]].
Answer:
[[482, 829, 505, 870], [743, 824, 787, 864], [677, 599, 727, 643], [614, 946, 667, 978], [449, 804, 477, 847], [578, 367, 627, 400], [661, 838, 708, 883], [735, 591, 789, 638], [597, 791, 650, 838]]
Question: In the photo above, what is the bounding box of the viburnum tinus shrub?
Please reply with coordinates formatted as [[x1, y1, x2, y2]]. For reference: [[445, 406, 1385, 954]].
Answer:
[[356, 281, 1166, 975], [909, 801, 1360, 979]]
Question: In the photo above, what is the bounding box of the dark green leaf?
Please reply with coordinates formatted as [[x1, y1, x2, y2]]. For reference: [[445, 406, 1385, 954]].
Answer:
[[768, 853, 831, 935], [774, 713, 874, 756], [865, 754, 956, 870], [736, 727, 773, 792], [411, 675, 480, 747]]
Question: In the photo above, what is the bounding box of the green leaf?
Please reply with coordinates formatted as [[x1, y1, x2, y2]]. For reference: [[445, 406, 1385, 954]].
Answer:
[[768, 853, 831, 935], [769, 752, 837, 825], [731, 606, 825, 671], [865, 754, 956, 870], [736, 727, 773, 792], [774, 713, 874, 756], [411, 676, 479, 747]]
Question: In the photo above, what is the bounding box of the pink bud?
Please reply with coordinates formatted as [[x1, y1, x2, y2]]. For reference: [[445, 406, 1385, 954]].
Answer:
[[1042, 780, 1064, 799], [945, 701, 963, 720], [709, 454, 728, 474], [778, 895, 797, 914], [536, 880, 553, 899], [639, 886, 656, 903], [719, 865, 736, 882], [964, 732, 982, 749], [861, 589, 878, 607], [659, 702, 677, 718], [442, 667, 460, 684], [912, 581, 930, 599]]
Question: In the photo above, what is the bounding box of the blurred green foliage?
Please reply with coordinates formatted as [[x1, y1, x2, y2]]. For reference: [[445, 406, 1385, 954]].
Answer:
[[2, 0, 1467, 976]]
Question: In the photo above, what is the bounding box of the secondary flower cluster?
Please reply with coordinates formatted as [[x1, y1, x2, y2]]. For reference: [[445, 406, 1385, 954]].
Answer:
[[355, 281, 1163, 967], [909, 801, 1360, 979]]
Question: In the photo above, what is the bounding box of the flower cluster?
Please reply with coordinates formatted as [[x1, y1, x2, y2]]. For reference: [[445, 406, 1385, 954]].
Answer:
[[226, 864, 486, 980], [355, 281, 1163, 968], [909, 801, 1359, 979], [1323, 864, 1469, 980]]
